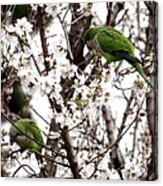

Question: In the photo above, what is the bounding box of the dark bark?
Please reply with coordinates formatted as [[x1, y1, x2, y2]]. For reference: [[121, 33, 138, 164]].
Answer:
[[61, 126, 81, 179], [102, 105, 125, 179], [145, 1, 158, 180], [106, 2, 125, 26], [61, 3, 92, 102], [41, 119, 58, 177], [68, 3, 92, 70], [37, 6, 50, 73]]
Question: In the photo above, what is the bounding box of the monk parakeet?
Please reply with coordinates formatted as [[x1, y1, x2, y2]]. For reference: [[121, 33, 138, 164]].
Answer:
[[9, 80, 32, 118], [10, 118, 43, 154], [84, 26, 153, 88], [10, 118, 47, 176]]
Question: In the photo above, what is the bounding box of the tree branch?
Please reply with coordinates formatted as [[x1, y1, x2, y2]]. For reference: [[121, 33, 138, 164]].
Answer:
[[61, 126, 81, 178]]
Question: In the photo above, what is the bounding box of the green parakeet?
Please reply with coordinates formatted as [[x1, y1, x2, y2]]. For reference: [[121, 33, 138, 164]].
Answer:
[[10, 118, 46, 176], [10, 118, 43, 153], [9, 81, 31, 118], [84, 26, 153, 88]]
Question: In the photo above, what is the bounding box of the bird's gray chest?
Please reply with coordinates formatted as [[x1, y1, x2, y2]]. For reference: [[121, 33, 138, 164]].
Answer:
[[16, 133, 33, 150]]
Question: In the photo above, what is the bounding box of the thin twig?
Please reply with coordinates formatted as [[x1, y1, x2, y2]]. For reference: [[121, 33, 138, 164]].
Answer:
[[115, 9, 129, 26], [8, 31, 42, 75], [83, 96, 145, 166], [118, 90, 135, 136], [62, 7, 70, 23], [67, 11, 87, 26], [131, 119, 139, 159], [57, 14, 74, 61], [29, 105, 51, 126], [12, 164, 36, 177]]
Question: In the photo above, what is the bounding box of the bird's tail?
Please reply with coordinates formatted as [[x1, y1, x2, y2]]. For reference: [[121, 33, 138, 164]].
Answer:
[[119, 53, 154, 89], [132, 60, 154, 89], [112, 51, 143, 65], [111, 51, 154, 89]]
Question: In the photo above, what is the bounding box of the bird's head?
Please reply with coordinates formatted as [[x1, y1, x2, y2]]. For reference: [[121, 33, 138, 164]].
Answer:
[[9, 123, 31, 151], [9, 123, 23, 145], [84, 27, 99, 49]]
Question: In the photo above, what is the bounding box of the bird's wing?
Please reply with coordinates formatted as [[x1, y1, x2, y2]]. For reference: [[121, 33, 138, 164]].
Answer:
[[28, 121, 44, 145], [97, 28, 134, 56], [111, 51, 142, 64], [22, 120, 44, 151]]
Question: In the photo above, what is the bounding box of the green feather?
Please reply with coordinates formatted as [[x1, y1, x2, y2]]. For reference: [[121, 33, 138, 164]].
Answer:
[[9, 81, 27, 113], [10, 118, 46, 176], [96, 27, 134, 62], [85, 26, 153, 88], [10, 118, 43, 152], [132, 60, 154, 89]]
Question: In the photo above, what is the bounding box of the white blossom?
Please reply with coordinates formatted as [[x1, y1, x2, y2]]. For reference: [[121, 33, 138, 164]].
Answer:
[[45, 4, 58, 18], [15, 17, 33, 36]]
